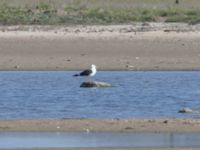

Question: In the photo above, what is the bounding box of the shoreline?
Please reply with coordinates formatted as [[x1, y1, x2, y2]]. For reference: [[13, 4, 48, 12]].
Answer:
[[1, 119, 200, 150], [0, 119, 200, 133], [0, 23, 200, 71]]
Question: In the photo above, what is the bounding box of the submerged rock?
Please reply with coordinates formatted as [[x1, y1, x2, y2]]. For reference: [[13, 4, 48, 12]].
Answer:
[[80, 81, 112, 88], [178, 108, 200, 113]]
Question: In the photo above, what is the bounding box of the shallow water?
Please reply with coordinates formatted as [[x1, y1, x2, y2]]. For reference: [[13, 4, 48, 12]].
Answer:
[[1, 132, 200, 148], [0, 71, 200, 119]]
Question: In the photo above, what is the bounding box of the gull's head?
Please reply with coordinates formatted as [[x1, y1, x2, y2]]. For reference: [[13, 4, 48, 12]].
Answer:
[[91, 64, 96, 70]]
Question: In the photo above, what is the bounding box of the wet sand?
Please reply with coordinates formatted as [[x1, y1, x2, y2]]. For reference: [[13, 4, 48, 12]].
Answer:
[[1, 119, 200, 149], [0, 23, 200, 71], [0, 119, 200, 132]]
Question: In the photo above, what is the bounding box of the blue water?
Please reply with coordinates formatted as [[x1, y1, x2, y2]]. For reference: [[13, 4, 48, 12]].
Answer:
[[0, 71, 200, 119], [1, 132, 200, 148]]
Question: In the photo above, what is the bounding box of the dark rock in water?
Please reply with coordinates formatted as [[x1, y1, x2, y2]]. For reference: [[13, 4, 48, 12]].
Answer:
[[80, 81, 112, 88], [178, 108, 199, 113]]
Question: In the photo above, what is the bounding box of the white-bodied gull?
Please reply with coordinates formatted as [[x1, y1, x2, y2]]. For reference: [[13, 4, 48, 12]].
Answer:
[[73, 64, 97, 77]]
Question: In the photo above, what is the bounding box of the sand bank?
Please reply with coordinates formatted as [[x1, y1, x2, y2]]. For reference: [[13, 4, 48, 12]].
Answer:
[[0, 119, 200, 132], [0, 23, 200, 71]]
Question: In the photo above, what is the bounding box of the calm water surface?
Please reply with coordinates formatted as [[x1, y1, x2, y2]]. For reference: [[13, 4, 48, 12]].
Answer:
[[0, 71, 200, 119], [1, 132, 200, 148]]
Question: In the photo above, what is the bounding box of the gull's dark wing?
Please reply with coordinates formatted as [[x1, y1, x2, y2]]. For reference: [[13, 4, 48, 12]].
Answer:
[[80, 69, 92, 76]]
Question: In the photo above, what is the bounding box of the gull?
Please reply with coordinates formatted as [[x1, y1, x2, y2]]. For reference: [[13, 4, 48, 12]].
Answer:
[[73, 64, 97, 77]]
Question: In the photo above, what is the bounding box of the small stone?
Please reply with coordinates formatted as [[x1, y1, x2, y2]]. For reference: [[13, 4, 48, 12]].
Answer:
[[75, 29, 80, 33], [142, 22, 150, 26], [154, 66, 159, 69], [108, 29, 114, 32], [81, 53, 86, 56], [164, 29, 170, 32], [163, 120, 168, 124], [125, 126, 133, 130], [126, 64, 134, 68], [135, 57, 140, 60], [178, 108, 199, 113], [85, 128, 90, 133], [14, 65, 19, 69], [120, 28, 134, 33], [99, 28, 105, 32], [148, 119, 155, 123]]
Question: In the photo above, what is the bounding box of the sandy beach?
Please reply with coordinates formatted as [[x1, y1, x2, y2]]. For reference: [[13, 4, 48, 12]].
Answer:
[[0, 23, 200, 71], [0, 119, 200, 132]]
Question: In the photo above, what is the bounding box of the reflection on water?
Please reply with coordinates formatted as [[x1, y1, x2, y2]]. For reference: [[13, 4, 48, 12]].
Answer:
[[0, 71, 200, 119], [0, 132, 200, 148]]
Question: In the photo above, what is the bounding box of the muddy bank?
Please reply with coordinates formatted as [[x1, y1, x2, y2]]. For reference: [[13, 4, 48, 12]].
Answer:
[[0, 24, 200, 71], [0, 119, 200, 132]]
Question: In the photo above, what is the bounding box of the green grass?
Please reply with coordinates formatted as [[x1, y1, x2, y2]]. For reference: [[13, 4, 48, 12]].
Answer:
[[0, 3, 200, 25]]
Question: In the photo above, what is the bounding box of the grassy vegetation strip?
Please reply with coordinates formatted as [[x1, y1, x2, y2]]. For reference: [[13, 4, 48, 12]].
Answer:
[[0, 3, 200, 25]]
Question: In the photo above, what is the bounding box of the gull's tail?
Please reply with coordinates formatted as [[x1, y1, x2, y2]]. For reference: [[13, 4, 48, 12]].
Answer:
[[73, 74, 79, 77]]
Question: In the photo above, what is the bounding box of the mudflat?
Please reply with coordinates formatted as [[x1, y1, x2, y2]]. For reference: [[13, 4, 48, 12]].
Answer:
[[0, 119, 200, 132], [0, 23, 200, 71]]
